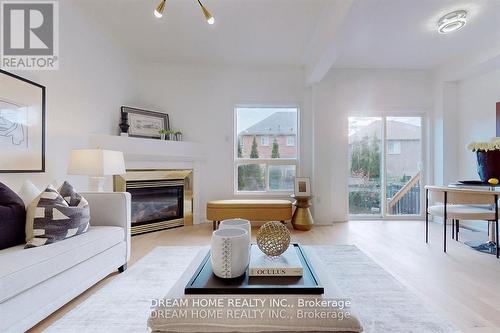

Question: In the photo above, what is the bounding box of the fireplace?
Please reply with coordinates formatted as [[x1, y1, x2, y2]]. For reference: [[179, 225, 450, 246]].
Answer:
[[114, 170, 193, 236]]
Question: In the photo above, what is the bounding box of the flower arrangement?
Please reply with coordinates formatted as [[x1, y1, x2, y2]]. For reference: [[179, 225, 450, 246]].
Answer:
[[467, 138, 500, 152], [468, 138, 500, 182]]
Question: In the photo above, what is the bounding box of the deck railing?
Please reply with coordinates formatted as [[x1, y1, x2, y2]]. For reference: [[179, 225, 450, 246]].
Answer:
[[387, 171, 421, 215]]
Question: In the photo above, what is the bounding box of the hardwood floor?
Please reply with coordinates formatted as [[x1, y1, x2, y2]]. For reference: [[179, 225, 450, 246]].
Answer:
[[30, 221, 500, 332]]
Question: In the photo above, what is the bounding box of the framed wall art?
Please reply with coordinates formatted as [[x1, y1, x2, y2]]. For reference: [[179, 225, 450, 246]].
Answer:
[[0, 70, 46, 173], [294, 177, 311, 197], [120, 106, 169, 139]]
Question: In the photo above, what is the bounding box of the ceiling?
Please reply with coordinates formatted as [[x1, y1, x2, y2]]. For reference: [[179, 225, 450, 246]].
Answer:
[[74, 0, 500, 72], [74, 0, 328, 67], [333, 0, 500, 69]]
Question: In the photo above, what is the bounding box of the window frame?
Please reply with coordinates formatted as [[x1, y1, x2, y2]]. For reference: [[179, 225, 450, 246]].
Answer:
[[260, 136, 269, 146], [286, 135, 295, 147], [233, 104, 300, 196]]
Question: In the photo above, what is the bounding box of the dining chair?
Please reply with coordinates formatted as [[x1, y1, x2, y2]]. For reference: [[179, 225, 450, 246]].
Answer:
[[425, 185, 499, 257]]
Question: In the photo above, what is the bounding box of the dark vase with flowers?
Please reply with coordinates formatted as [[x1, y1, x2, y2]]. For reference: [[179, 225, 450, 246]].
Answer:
[[476, 150, 500, 182]]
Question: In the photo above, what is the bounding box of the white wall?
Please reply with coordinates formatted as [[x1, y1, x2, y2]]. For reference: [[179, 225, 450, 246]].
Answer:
[[432, 68, 500, 231], [313, 69, 433, 222], [0, 1, 135, 191], [432, 80, 459, 186], [131, 64, 312, 222], [456, 68, 500, 179]]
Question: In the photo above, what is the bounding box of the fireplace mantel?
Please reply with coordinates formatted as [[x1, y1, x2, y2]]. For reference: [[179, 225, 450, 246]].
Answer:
[[89, 134, 205, 161], [89, 134, 205, 224]]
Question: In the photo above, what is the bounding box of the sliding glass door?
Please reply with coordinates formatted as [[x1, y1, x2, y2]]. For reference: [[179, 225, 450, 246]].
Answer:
[[349, 116, 424, 218]]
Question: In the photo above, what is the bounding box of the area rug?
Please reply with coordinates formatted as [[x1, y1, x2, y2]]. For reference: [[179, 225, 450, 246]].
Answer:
[[46, 245, 457, 333]]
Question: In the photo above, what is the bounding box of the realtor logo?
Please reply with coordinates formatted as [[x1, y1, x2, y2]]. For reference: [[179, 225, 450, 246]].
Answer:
[[1, 1, 59, 70]]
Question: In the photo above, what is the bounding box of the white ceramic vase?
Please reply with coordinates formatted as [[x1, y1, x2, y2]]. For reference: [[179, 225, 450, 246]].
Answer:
[[219, 218, 251, 239], [211, 228, 250, 279]]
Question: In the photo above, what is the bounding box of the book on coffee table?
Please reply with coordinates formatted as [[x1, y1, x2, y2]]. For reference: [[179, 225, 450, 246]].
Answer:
[[248, 245, 303, 277]]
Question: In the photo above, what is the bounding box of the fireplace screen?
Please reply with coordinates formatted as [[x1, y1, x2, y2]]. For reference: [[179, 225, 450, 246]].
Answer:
[[126, 180, 184, 233]]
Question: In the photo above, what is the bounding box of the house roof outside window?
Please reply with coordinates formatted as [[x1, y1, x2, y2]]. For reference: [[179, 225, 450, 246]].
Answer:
[[349, 120, 420, 141], [239, 112, 297, 136]]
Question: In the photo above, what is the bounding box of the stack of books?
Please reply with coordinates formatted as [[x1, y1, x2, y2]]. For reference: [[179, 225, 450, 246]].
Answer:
[[248, 245, 303, 277]]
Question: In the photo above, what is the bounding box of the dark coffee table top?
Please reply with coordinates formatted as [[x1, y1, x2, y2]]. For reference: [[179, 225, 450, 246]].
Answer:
[[185, 244, 324, 295]]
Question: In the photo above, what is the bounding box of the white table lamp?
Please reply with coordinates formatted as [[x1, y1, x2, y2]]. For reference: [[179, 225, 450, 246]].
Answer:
[[68, 149, 126, 192]]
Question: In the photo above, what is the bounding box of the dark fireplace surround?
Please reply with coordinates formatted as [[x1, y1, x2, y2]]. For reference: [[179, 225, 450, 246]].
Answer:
[[114, 170, 193, 236]]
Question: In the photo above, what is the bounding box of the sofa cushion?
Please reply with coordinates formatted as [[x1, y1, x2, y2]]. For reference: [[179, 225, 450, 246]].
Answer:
[[0, 226, 124, 303], [25, 184, 90, 248], [17, 180, 41, 208], [0, 182, 26, 250]]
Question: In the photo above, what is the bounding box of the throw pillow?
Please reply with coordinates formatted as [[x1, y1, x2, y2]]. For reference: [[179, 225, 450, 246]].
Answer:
[[18, 180, 41, 208], [25, 183, 90, 248], [0, 182, 26, 250], [59, 181, 88, 207]]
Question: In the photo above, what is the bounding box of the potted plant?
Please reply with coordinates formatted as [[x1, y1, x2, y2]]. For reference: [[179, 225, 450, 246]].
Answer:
[[174, 131, 182, 141], [159, 129, 176, 140], [467, 138, 500, 182]]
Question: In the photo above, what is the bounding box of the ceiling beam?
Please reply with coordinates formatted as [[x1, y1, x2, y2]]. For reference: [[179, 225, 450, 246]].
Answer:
[[304, 0, 355, 86], [435, 45, 500, 82]]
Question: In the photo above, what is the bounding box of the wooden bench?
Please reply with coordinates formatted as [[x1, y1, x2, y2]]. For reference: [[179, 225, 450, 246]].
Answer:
[[206, 199, 293, 230]]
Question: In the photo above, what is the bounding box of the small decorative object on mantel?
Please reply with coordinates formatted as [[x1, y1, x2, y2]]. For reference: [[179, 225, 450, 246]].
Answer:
[[256, 221, 291, 257], [159, 129, 183, 141], [159, 129, 175, 140], [120, 106, 169, 139], [467, 138, 500, 182], [210, 228, 250, 279], [119, 111, 129, 137], [0, 70, 45, 173]]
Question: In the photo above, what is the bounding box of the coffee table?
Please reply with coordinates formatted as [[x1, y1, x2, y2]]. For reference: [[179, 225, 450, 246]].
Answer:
[[148, 246, 363, 333], [185, 244, 324, 294]]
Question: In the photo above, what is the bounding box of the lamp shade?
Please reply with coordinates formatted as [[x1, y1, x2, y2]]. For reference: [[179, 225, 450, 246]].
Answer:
[[68, 149, 126, 176]]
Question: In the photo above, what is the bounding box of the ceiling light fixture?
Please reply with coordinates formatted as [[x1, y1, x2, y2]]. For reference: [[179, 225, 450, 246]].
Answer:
[[437, 10, 467, 34], [153, 0, 215, 25], [197, 0, 215, 25], [154, 0, 166, 18]]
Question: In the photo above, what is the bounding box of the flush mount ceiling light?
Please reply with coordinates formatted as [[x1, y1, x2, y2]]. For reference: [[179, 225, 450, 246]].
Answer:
[[437, 10, 467, 34], [153, 0, 215, 25]]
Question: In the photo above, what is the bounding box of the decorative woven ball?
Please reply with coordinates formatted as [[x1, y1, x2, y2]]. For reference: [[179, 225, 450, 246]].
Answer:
[[256, 221, 291, 256]]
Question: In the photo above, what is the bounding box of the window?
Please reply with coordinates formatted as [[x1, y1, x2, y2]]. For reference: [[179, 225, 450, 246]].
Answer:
[[286, 135, 295, 146], [387, 141, 401, 155], [235, 106, 298, 193]]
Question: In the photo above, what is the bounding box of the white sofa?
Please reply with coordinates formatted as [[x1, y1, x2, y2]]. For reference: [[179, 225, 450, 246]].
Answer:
[[0, 192, 131, 333]]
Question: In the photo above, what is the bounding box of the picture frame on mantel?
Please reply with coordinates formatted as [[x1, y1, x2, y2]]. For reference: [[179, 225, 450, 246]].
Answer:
[[0, 70, 46, 173], [121, 106, 169, 139]]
